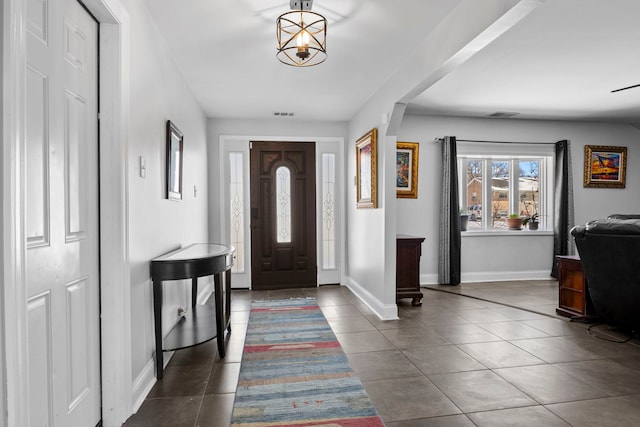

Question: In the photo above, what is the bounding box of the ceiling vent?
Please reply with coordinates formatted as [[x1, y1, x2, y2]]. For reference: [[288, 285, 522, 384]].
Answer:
[[488, 111, 520, 118], [274, 112, 295, 117]]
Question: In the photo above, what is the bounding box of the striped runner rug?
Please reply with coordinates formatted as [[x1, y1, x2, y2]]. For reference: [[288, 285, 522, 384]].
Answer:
[[231, 297, 385, 426]]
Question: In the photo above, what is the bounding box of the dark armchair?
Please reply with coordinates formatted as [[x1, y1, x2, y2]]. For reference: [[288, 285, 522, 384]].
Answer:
[[571, 215, 640, 331]]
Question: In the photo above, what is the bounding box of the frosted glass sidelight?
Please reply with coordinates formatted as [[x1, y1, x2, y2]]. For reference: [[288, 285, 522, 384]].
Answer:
[[276, 166, 292, 243], [322, 154, 336, 269], [229, 152, 245, 272]]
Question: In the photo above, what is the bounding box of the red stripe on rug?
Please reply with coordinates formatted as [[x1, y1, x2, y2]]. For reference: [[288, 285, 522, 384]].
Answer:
[[238, 371, 356, 387], [243, 341, 340, 353], [251, 305, 320, 313]]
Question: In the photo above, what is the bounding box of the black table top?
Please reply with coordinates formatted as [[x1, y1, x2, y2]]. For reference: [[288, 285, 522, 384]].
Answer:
[[151, 243, 235, 281]]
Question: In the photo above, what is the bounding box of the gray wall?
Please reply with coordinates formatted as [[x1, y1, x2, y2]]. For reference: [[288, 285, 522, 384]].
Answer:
[[122, 0, 210, 402], [398, 114, 640, 283]]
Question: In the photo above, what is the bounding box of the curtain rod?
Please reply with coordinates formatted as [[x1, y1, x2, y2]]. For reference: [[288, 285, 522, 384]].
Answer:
[[435, 137, 557, 146]]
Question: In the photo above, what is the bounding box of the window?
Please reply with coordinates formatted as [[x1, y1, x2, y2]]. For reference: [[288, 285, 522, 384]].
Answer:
[[229, 152, 245, 272], [321, 154, 336, 269], [458, 143, 553, 231], [276, 166, 292, 243]]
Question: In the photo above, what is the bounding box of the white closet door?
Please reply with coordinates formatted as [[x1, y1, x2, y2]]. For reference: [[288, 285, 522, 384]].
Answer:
[[26, 0, 100, 425]]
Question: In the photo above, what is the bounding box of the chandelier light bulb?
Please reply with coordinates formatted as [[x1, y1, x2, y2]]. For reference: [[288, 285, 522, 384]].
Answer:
[[296, 30, 311, 59], [297, 30, 310, 47]]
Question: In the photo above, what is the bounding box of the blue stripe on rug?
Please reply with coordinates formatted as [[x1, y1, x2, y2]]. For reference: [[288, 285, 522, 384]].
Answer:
[[231, 297, 385, 426]]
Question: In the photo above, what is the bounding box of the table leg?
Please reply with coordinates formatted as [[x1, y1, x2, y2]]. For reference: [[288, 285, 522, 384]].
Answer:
[[214, 273, 226, 358], [225, 269, 232, 333], [191, 277, 198, 307], [153, 280, 164, 379]]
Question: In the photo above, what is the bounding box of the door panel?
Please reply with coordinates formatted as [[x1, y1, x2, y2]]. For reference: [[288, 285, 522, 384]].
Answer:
[[250, 142, 317, 290], [25, 0, 101, 425], [27, 292, 54, 427], [26, 65, 50, 248]]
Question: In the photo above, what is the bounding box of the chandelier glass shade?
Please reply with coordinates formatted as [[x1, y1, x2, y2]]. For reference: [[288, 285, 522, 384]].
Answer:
[[276, 10, 327, 67]]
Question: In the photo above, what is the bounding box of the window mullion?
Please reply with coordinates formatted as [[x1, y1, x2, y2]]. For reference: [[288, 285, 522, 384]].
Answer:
[[510, 159, 518, 215], [482, 159, 490, 229]]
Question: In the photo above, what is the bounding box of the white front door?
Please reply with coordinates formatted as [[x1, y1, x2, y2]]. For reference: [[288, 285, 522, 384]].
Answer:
[[26, 0, 101, 425]]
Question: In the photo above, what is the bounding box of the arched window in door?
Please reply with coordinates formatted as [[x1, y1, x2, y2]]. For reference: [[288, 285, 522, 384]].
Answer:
[[276, 166, 292, 243]]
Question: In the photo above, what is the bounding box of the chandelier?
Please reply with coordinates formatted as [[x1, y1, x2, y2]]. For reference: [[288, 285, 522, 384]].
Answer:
[[276, 0, 327, 67]]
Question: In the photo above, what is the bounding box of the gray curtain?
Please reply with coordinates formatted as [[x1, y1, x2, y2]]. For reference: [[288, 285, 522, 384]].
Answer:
[[438, 136, 461, 285], [551, 139, 574, 277]]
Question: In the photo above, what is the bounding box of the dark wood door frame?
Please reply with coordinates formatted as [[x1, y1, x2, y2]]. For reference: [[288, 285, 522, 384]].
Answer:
[[250, 141, 317, 290]]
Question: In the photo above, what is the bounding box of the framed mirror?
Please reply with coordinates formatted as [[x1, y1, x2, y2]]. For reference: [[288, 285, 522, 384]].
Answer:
[[166, 120, 184, 201]]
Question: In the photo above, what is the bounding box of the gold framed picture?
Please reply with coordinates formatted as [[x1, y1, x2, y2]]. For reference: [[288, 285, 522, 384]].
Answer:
[[583, 145, 627, 188], [356, 128, 377, 208], [396, 142, 419, 198]]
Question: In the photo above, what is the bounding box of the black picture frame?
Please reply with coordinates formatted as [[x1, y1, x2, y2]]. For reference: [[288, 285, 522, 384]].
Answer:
[[166, 120, 184, 201]]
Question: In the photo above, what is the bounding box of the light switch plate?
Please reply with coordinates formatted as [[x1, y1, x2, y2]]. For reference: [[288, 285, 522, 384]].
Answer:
[[139, 156, 146, 178]]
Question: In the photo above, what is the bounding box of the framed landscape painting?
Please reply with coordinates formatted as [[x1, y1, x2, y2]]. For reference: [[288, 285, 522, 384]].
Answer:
[[356, 128, 377, 208], [396, 142, 419, 198], [583, 145, 627, 188]]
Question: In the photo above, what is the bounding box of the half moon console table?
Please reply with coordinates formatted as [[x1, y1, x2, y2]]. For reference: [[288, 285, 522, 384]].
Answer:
[[150, 243, 235, 379]]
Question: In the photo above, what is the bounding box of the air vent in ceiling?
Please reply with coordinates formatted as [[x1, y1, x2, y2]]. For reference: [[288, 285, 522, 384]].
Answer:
[[488, 111, 520, 118], [274, 112, 295, 117]]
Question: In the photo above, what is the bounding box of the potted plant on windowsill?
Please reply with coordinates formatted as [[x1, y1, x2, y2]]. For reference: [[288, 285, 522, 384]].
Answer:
[[506, 213, 524, 230], [523, 213, 539, 230], [460, 209, 469, 231]]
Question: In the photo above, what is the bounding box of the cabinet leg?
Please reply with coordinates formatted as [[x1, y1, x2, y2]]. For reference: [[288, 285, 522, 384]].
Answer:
[[411, 297, 422, 306]]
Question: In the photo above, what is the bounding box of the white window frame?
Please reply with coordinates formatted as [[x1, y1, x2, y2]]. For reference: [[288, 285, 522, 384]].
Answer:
[[457, 142, 554, 232]]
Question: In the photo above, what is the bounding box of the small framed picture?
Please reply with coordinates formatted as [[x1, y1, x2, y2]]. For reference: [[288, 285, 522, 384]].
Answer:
[[396, 142, 419, 198], [356, 128, 377, 208], [583, 145, 627, 188]]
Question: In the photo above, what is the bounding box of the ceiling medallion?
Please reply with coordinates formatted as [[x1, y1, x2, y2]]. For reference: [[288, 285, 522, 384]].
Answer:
[[276, 0, 327, 67]]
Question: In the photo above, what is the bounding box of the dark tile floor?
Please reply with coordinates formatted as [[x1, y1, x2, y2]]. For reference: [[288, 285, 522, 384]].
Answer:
[[123, 281, 640, 426]]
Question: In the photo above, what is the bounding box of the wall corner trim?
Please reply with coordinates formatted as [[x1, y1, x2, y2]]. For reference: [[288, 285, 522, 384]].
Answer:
[[344, 276, 399, 320]]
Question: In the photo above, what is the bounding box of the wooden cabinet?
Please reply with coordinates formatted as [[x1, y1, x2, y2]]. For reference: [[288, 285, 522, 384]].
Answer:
[[556, 255, 593, 319], [396, 235, 425, 306]]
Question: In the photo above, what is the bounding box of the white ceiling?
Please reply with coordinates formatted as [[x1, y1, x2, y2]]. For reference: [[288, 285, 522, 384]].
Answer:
[[143, 0, 640, 125]]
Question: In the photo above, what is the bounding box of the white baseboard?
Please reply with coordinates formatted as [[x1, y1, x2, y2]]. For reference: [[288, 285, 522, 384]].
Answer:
[[343, 276, 398, 320], [131, 359, 155, 413], [461, 269, 553, 283], [420, 273, 439, 284], [421, 270, 553, 285], [130, 350, 175, 414]]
